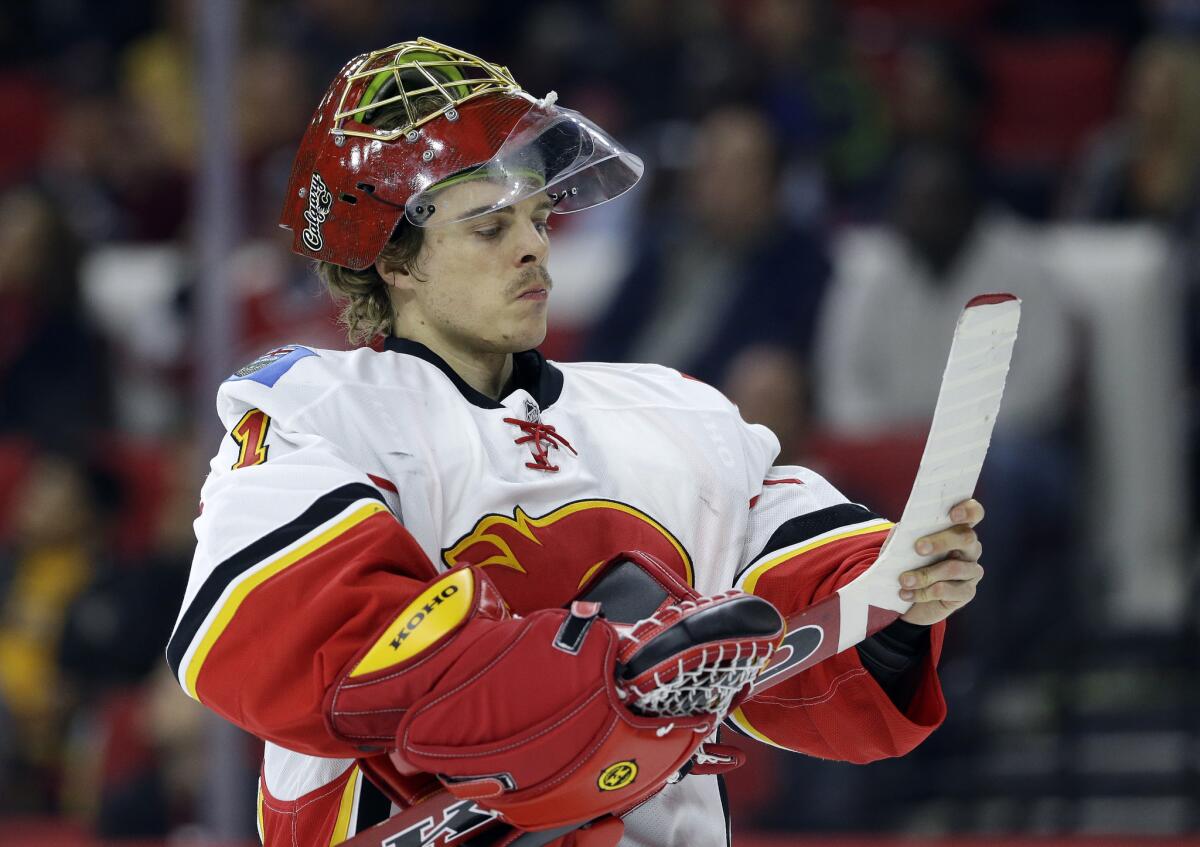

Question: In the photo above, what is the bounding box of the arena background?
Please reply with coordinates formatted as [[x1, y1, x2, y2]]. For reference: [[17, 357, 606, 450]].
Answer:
[[0, 0, 1197, 844]]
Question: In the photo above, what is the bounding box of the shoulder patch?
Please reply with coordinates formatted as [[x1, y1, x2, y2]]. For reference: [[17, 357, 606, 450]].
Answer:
[[228, 346, 316, 387]]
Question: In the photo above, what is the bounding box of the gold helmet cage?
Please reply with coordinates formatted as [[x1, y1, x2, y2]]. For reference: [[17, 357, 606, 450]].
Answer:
[[331, 37, 523, 142]]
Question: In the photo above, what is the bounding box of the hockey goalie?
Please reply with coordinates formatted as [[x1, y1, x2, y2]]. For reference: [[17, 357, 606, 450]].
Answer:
[[167, 38, 987, 847]]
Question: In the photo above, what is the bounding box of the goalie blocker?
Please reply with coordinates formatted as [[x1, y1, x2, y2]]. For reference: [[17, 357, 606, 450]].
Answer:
[[325, 551, 783, 833]]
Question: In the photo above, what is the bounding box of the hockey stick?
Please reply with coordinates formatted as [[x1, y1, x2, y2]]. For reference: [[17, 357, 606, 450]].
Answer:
[[745, 293, 1021, 691], [341, 294, 1021, 847]]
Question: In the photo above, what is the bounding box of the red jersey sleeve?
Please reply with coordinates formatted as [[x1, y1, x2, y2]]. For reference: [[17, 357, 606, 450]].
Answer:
[[728, 470, 947, 763], [167, 396, 439, 758]]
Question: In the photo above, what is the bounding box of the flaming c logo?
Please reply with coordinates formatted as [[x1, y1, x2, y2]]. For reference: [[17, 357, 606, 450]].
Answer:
[[442, 500, 692, 614]]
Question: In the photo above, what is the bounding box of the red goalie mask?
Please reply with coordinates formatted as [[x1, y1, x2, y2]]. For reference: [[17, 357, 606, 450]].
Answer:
[[279, 38, 644, 270]]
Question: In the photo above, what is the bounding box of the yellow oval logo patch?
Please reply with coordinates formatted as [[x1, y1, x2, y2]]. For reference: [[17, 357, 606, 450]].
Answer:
[[598, 760, 638, 792], [350, 569, 474, 676]]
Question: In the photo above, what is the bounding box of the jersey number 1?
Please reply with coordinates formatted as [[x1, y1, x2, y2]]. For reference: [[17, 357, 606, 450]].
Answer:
[[231, 409, 271, 470]]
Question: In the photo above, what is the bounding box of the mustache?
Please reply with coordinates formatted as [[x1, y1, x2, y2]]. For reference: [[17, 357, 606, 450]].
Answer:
[[513, 266, 553, 295]]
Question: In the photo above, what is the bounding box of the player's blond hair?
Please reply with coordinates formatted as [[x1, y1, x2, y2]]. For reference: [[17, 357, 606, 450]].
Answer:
[[316, 94, 441, 345], [316, 225, 424, 346]]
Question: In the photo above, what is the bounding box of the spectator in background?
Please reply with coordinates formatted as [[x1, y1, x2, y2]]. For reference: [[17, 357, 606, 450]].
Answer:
[[119, 0, 196, 178], [237, 46, 315, 233], [1062, 36, 1200, 226], [0, 186, 112, 453], [814, 144, 1078, 673], [838, 35, 991, 224], [0, 451, 120, 812], [721, 345, 810, 465], [225, 45, 347, 359], [737, 0, 890, 222], [38, 86, 191, 244], [817, 144, 1074, 438], [582, 104, 830, 389], [597, 0, 714, 128], [56, 436, 196, 837], [1062, 36, 1200, 528], [25, 0, 196, 248], [888, 37, 988, 165]]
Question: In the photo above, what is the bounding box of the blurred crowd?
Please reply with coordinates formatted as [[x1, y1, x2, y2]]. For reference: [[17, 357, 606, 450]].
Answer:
[[1, 0, 1198, 840]]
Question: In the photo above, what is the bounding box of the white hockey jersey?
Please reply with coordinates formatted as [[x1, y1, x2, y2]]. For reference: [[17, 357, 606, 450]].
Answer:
[[168, 338, 946, 847]]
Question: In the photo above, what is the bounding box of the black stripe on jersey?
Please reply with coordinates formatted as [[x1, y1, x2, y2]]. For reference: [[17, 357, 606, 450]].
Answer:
[[354, 771, 394, 834], [718, 771, 732, 847], [722, 716, 753, 741], [717, 727, 732, 847], [166, 482, 387, 678], [737, 502, 884, 584]]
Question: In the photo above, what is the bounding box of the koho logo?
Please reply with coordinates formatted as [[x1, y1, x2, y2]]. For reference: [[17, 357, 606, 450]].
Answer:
[[390, 584, 459, 649]]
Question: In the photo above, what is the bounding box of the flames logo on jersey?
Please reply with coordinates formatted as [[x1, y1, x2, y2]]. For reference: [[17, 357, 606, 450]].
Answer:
[[442, 499, 692, 614]]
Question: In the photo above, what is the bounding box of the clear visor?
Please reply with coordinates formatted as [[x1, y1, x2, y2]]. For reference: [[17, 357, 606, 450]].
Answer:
[[404, 104, 644, 226]]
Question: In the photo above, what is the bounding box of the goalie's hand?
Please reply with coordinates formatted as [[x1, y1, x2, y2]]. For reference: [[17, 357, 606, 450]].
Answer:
[[899, 498, 986, 626]]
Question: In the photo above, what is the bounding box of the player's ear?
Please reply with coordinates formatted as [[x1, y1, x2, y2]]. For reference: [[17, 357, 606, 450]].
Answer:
[[376, 258, 412, 289]]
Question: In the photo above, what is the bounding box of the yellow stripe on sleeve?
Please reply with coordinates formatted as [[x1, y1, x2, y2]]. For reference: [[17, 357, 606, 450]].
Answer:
[[183, 502, 390, 699], [256, 779, 265, 843], [330, 765, 361, 845], [728, 705, 793, 751], [738, 520, 893, 595]]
